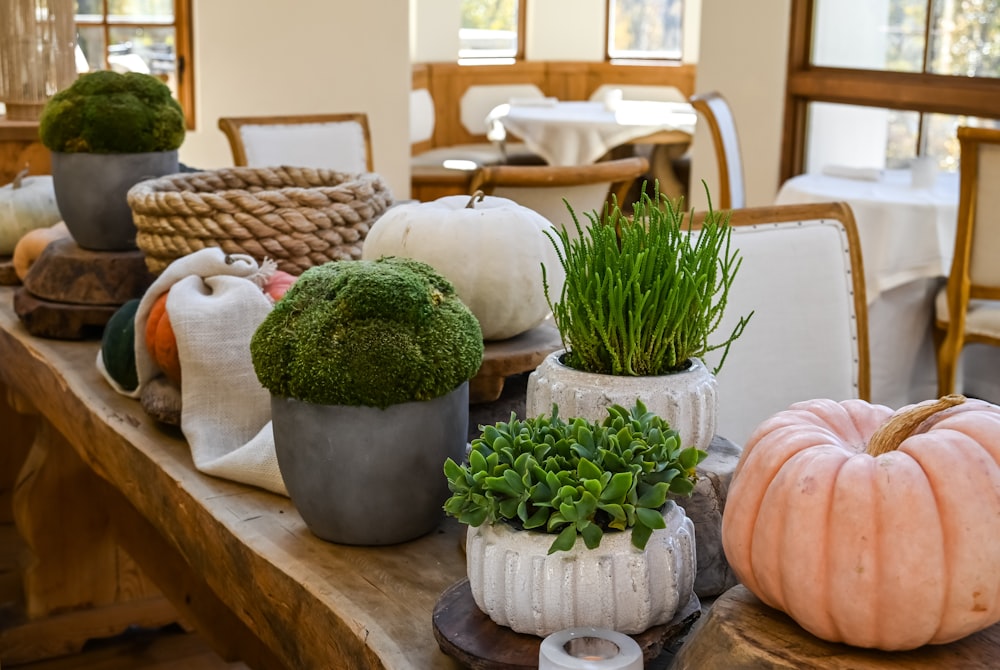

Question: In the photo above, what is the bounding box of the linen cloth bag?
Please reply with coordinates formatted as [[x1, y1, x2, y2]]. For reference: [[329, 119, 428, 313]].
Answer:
[[98, 247, 288, 495]]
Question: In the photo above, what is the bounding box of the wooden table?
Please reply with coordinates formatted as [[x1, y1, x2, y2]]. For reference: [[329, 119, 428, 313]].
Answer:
[[0, 286, 468, 669]]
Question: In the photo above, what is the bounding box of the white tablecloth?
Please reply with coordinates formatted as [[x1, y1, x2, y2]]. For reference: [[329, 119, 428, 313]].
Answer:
[[486, 100, 696, 167], [774, 168, 1000, 409], [775, 169, 959, 303]]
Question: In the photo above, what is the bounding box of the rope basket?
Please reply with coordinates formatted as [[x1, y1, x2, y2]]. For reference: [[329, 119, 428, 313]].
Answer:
[[128, 165, 394, 275]]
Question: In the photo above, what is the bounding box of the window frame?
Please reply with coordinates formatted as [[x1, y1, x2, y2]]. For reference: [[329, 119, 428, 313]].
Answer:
[[458, 0, 526, 62], [74, 0, 195, 129], [605, 0, 685, 63], [781, 0, 1000, 181]]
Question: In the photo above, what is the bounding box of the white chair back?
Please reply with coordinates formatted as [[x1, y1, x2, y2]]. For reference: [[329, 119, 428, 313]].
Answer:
[[460, 84, 546, 137], [699, 202, 870, 446], [969, 140, 1000, 288], [218, 113, 373, 173], [488, 183, 614, 231], [239, 122, 368, 172], [410, 88, 436, 146], [468, 157, 650, 242]]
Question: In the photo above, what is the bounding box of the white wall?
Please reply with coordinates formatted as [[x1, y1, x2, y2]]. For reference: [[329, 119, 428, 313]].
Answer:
[[411, 0, 460, 62], [526, 0, 606, 61], [181, 0, 410, 199], [689, 0, 791, 209]]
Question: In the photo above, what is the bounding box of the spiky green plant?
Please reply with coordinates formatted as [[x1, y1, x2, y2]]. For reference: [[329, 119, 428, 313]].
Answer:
[[443, 400, 706, 554], [542, 185, 751, 376]]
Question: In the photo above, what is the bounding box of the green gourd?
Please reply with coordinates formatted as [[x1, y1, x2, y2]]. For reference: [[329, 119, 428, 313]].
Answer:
[[101, 298, 141, 392]]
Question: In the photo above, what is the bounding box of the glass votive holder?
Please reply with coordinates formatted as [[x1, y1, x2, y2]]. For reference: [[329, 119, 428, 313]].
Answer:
[[910, 155, 938, 189], [538, 627, 643, 670]]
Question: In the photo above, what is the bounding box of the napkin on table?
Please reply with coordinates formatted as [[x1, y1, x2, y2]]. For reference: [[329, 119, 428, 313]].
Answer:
[[821, 164, 884, 181]]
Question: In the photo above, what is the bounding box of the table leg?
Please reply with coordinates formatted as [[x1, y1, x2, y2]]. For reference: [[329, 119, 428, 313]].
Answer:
[[0, 383, 35, 523], [0, 392, 176, 665]]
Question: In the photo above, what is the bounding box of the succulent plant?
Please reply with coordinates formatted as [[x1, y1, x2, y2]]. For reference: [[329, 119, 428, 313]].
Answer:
[[443, 400, 706, 554]]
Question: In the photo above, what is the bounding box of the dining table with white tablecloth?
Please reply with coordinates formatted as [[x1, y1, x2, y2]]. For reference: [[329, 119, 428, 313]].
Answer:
[[775, 166, 1000, 409], [485, 99, 696, 195]]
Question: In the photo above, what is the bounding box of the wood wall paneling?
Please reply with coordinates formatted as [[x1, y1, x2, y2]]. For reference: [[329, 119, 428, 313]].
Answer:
[[0, 119, 51, 185]]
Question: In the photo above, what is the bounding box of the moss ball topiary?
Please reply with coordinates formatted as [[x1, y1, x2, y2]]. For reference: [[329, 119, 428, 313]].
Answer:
[[39, 71, 186, 154], [250, 257, 484, 408]]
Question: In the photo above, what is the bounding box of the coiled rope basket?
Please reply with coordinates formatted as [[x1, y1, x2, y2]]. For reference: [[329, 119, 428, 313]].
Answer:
[[127, 165, 394, 274]]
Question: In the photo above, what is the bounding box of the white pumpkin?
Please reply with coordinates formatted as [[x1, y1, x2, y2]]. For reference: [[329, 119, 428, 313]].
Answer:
[[0, 168, 62, 255], [362, 193, 566, 341]]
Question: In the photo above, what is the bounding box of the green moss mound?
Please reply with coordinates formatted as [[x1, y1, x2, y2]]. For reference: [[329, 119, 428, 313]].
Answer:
[[250, 257, 484, 408], [39, 71, 185, 153]]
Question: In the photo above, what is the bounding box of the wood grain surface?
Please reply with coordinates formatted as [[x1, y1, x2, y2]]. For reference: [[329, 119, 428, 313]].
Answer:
[[672, 585, 1000, 669], [0, 286, 468, 669]]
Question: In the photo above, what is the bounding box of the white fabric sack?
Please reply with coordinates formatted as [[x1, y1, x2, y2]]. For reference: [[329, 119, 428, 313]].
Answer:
[[98, 248, 288, 496]]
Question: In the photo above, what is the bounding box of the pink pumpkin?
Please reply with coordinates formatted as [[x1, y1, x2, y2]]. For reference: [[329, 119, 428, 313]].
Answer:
[[264, 269, 297, 302], [721, 395, 1000, 651]]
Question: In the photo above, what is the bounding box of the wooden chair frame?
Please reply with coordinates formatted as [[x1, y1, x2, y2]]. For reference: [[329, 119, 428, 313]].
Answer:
[[934, 126, 1000, 396], [217, 113, 374, 171], [468, 156, 650, 211], [690, 91, 745, 210]]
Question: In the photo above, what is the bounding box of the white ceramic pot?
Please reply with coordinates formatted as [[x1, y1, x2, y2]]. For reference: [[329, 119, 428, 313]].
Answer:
[[466, 502, 697, 636], [526, 350, 718, 453]]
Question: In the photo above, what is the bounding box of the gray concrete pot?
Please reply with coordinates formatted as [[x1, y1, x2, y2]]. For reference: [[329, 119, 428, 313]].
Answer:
[[270, 382, 469, 545], [51, 150, 179, 251]]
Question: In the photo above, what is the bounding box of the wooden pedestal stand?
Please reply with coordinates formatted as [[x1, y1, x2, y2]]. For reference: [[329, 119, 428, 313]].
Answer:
[[432, 578, 701, 670], [471, 322, 562, 403], [12, 237, 154, 339], [672, 585, 1000, 669]]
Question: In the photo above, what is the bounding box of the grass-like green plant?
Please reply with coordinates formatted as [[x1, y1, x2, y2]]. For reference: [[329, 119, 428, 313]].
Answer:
[[443, 400, 706, 554], [542, 185, 751, 376]]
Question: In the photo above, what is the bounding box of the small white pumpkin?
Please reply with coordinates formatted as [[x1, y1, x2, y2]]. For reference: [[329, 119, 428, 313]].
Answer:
[[362, 192, 565, 341], [0, 168, 62, 255]]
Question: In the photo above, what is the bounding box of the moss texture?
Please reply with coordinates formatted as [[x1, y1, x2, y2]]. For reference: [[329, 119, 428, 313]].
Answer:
[[251, 257, 484, 408], [39, 71, 185, 153]]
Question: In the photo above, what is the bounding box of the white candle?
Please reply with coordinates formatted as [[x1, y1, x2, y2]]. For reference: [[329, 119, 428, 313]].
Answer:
[[538, 627, 643, 670]]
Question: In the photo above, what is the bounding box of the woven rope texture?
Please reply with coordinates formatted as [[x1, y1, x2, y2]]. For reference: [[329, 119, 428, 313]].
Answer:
[[128, 165, 394, 274]]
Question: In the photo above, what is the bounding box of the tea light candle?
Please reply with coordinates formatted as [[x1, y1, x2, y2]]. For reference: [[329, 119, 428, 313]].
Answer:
[[538, 627, 643, 670]]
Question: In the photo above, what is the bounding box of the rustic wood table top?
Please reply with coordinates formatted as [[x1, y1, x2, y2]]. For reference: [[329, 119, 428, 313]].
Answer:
[[0, 287, 468, 669]]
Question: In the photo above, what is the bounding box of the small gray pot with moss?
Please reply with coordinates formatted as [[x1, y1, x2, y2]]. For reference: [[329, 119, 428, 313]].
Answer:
[[251, 256, 484, 545], [39, 70, 186, 251]]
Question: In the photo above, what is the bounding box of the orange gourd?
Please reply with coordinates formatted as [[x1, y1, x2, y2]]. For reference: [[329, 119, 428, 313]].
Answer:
[[145, 291, 182, 385], [12, 221, 71, 280], [721, 395, 1000, 651]]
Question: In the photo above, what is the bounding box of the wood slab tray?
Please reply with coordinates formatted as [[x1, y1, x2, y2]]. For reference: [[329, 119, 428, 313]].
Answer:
[[0, 256, 18, 285], [672, 585, 1000, 669], [432, 578, 701, 669]]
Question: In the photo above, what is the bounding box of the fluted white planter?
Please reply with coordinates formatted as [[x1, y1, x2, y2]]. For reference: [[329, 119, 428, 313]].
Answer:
[[466, 502, 697, 636], [526, 351, 718, 453]]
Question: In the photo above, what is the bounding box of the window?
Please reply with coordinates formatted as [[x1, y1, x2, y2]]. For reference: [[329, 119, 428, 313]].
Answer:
[[783, 0, 1000, 178], [74, 0, 194, 127], [459, 0, 525, 62], [607, 0, 684, 60]]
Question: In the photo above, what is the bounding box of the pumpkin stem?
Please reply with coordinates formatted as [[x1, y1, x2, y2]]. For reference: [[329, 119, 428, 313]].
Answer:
[[12, 166, 29, 189], [465, 190, 486, 209], [866, 394, 966, 456]]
